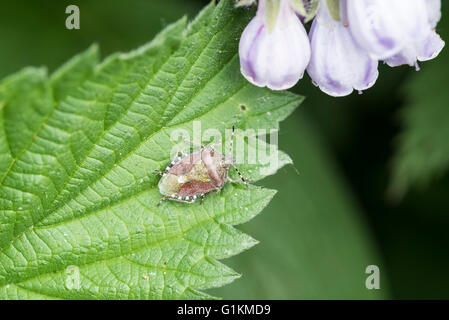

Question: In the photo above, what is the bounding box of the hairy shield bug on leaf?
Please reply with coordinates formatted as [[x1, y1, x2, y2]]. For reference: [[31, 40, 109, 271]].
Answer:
[[156, 126, 249, 205]]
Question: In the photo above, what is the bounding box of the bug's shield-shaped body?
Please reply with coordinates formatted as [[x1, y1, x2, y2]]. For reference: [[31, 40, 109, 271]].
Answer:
[[158, 147, 231, 203]]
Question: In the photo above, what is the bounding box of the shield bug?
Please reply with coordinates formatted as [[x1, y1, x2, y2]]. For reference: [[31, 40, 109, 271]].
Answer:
[[156, 126, 249, 205]]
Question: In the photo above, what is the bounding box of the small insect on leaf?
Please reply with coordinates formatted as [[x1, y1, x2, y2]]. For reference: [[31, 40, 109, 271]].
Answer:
[[156, 126, 249, 205]]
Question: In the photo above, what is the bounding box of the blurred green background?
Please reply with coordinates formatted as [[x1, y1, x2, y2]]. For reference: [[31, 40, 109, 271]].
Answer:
[[1, 0, 448, 299]]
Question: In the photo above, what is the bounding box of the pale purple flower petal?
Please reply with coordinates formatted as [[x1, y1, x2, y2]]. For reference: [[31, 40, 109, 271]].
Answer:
[[346, 0, 430, 60], [385, 30, 445, 67], [418, 31, 445, 62], [385, 0, 444, 68], [307, 0, 378, 97], [239, 0, 311, 90]]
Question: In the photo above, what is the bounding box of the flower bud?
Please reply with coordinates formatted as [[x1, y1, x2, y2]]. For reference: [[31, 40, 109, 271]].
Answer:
[[307, 0, 378, 96], [239, 0, 311, 90]]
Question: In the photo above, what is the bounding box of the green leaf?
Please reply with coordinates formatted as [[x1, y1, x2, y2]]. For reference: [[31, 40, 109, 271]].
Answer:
[[0, 1, 300, 299], [389, 38, 449, 199]]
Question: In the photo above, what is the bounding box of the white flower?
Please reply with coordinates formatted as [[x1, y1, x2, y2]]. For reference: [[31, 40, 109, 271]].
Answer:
[[427, 0, 442, 28], [385, 0, 445, 68], [237, 0, 445, 95], [239, 0, 311, 90], [345, 0, 431, 60], [307, 0, 378, 97]]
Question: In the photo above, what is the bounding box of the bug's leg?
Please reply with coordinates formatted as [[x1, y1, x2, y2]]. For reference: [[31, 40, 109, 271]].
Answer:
[[158, 195, 196, 205], [227, 177, 242, 183], [157, 196, 170, 206], [233, 166, 250, 190], [154, 169, 164, 176], [199, 193, 206, 205]]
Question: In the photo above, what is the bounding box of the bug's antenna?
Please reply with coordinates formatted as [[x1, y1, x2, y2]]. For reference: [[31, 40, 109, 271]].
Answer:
[[233, 166, 249, 190], [229, 125, 235, 156]]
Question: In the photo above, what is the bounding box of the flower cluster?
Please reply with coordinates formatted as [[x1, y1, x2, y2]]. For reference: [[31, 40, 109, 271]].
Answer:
[[238, 0, 445, 96]]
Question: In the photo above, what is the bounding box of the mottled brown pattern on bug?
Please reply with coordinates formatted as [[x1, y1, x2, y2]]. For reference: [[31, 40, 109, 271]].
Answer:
[[178, 181, 216, 197], [157, 126, 249, 205]]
